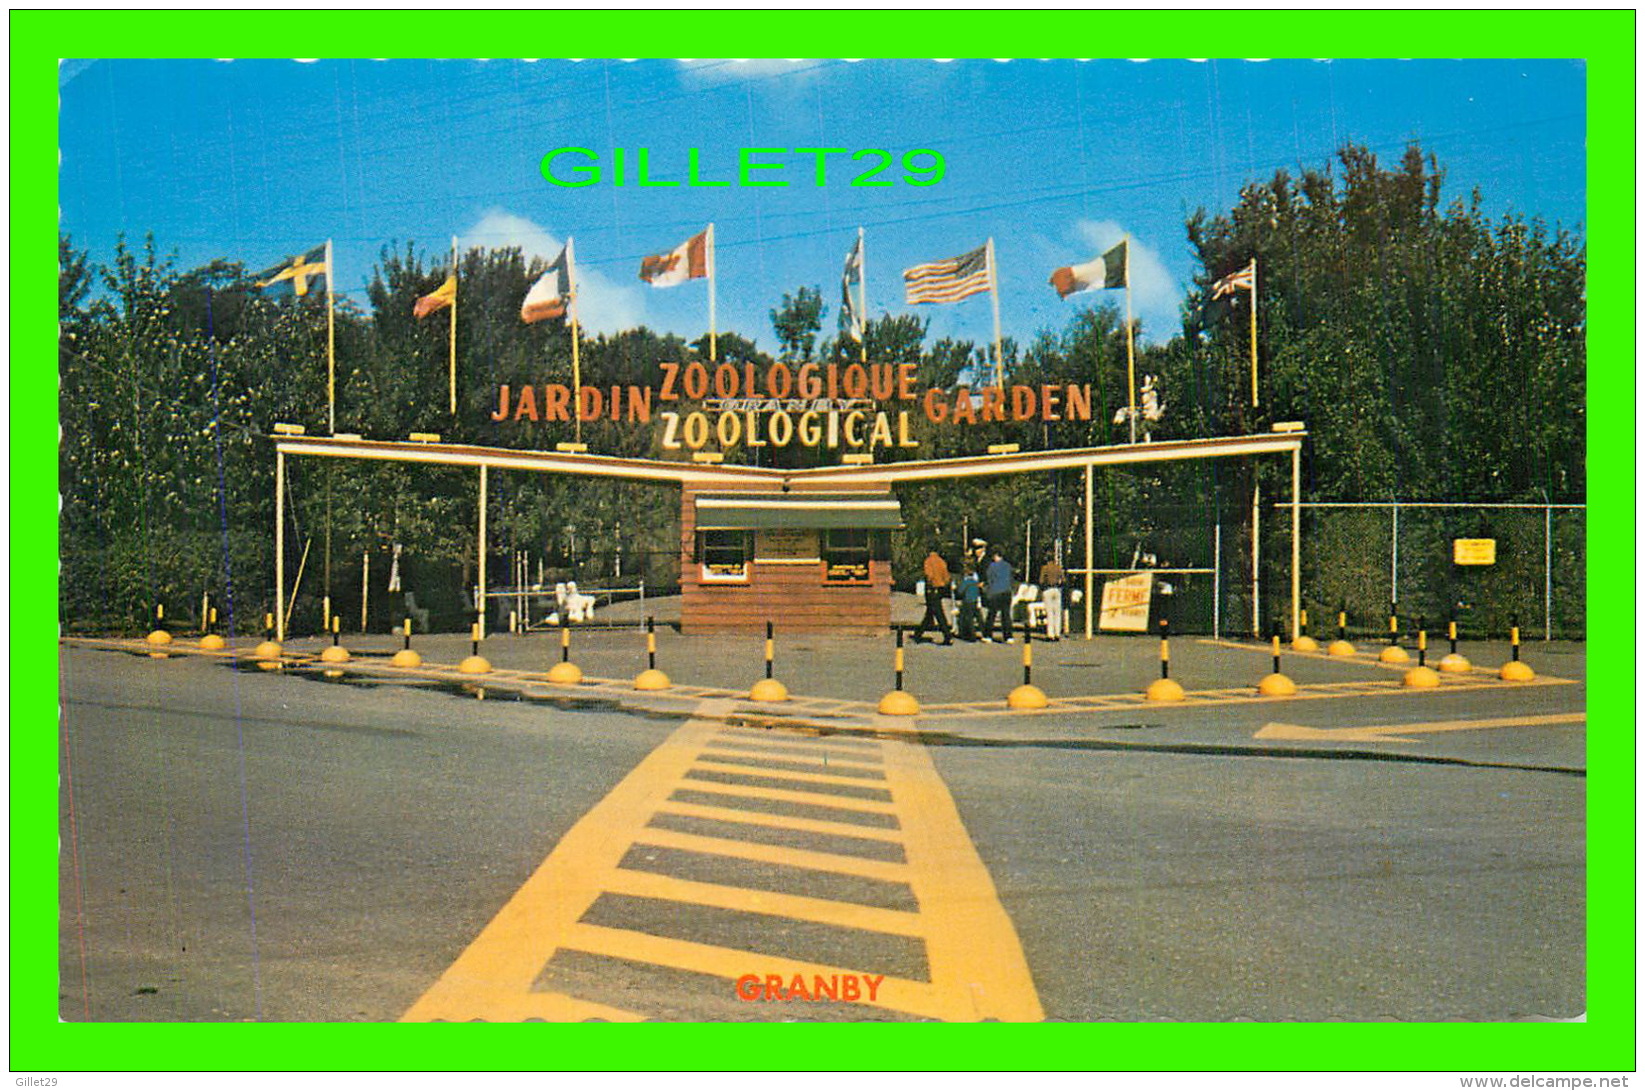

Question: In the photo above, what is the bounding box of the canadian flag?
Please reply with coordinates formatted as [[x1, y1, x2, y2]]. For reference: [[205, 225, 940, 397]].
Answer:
[[638, 228, 710, 288]]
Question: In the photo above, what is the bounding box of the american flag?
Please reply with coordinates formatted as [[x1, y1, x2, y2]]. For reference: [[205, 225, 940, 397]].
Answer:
[[1211, 261, 1256, 299], [903, 243, 992, 305]]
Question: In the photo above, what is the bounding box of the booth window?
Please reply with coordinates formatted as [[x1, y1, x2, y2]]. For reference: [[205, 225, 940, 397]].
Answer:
[[699, 530, 752, 582], [822, 528, 872, 584]]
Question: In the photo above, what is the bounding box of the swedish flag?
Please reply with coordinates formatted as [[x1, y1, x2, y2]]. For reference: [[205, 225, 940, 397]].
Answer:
[[255, 244, 329, 297]]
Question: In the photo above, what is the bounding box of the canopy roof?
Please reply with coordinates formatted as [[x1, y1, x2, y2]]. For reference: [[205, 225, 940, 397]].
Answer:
[[694, 493, 903, 531]]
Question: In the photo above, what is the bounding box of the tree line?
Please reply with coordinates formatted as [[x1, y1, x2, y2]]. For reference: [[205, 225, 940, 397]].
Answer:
[[58, 142, 1585, 635]]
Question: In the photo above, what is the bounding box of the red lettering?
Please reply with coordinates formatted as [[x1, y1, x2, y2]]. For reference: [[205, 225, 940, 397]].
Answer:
[[625, 385, 652, 423], [1040, 383, 1061, 421], [714, 363, 739, 398], [764, 974, 785, 1001], [786, 974, 812, 1001], [1064, 383, 1091, 421], [1011, 384, 1036, 421], [842, 364, 868, 399], [512, 384, 539, 421], [813, 975, 838, 1001], [797, 363, 822, 399], [868, 364, 894, 400], [897, 363, 917, 400], [767, 362, 793, 399], [840, 976, 861, 1002], [683, 362, 709, 400], [864, 974, 885, 1002], [735, 974, 762, 1001]]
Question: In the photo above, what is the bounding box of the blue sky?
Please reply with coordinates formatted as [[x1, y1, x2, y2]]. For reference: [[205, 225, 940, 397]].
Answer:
[[59, 58, 1585, 351]]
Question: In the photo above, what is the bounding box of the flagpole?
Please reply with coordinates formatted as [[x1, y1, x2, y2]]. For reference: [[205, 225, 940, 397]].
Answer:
[[707, 223, 718, 365], [1249, 258, 1259, 408], [858, 227, 868, 365], [326, 238, 336, 434], [449, 236, 458, 416], [1124, 234, 1136, 444], [569, 237, 582, 446], [987, 238, 1004, 390]]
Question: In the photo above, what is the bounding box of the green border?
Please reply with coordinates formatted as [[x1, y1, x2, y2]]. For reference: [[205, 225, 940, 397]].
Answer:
[[16, 9, 1635, 1074]]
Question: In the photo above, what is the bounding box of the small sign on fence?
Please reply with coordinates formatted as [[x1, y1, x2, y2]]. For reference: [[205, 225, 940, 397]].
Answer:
[[1453, 538, 1497, 566], [1099, 572, 1155, 632]]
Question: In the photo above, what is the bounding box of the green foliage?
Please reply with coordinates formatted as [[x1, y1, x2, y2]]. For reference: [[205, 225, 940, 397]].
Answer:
[[57, 140, 1586, 634]]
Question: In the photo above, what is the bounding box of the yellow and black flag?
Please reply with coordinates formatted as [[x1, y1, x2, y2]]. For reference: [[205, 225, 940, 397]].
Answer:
[[255, 244, 329, 297]]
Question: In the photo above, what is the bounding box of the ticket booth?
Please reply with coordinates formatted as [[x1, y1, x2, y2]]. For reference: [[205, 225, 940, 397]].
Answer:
[[679, 486, 902, 634]]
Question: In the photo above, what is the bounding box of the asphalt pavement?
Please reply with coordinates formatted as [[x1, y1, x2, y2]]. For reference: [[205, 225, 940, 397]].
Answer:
[[56, 615, 1586, 1022]]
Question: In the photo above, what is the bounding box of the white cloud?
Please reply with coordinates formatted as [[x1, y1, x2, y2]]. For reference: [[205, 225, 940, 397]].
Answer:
[[462, 209, 645, 336], [677, 58, 828, 87], [1071, 219, 1184, 342]]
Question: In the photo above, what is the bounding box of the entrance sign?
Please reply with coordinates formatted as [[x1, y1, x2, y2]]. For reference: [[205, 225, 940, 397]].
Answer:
[[1453, 538, 1497, 566], [1099, 572, 1154, 632]]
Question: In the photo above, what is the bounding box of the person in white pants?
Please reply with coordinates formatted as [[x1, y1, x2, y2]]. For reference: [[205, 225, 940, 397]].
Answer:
[[1038, 555, 1066, 640]]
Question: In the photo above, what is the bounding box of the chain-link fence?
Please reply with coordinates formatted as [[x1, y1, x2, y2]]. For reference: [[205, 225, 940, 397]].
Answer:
[[1059, 497, 1583, 641], [1269, 502, 1584, 642]]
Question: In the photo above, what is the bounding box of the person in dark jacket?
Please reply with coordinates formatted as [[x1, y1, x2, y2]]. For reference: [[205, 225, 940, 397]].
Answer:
[[983, 550, 1016, 643], [956, 565, 983, 642], [913, 550, 954, 645]]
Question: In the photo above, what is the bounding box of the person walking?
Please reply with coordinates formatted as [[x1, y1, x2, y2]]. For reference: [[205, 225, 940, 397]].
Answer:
[[983, 550, 1016, 643], [913, 550, 954, 645], [1039, 554, 1066, 641], [956, 565, 983, 642]]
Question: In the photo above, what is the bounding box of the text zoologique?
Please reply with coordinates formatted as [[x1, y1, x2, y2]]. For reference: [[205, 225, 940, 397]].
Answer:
[[491, 362, 1097, 453]]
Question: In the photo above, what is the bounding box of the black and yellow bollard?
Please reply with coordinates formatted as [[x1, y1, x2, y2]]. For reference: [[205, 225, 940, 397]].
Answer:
[[1146, 618, 1185, 701], [321, 614, 351, 664], [1292, 607, 1320, 653], [1327, 604, 1356, 657], [1259, 624, 1297, 696], [547, 618, 582, 683], [1438, 612, 1472, 673], [1499, 613, 1535, 681], [254, 612, 283, 668], [145, 602, 173, 650], [635, 616, 671, 690], [878, 627, 921, 715], [1403, 618, 1440, 688], [1378, 602, 1409, 663], [458, 620, 493, 674], [200, 605, 226, 651], [392, 617, 423, 668], [749, 620, 789, 702], [1007, 628, 1048, 709]]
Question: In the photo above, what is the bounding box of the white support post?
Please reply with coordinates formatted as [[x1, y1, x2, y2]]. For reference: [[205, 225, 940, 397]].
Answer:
[[1291, 446, 1301, 642], [478, 464, 488, 640], [1251, 481, 1261, 638], [275, 450, 285, 643], [1084, 462, 1094, 639]]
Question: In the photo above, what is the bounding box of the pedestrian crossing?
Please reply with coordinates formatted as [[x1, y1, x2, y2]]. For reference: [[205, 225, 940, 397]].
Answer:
[[400, 702, 1044, 1022]]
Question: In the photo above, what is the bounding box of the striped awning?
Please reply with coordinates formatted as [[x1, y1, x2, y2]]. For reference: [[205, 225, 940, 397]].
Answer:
[[695, 493, 903, 531]]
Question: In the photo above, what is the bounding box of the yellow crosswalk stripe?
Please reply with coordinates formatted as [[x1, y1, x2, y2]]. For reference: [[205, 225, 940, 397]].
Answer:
[[652, 798, 904, 843], [690, 758, 889, 788], [630, 826, 911, 883], [674, 777, 900, 815], [603, 867, 926, 938], [403, 705, 1042, 1022]]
